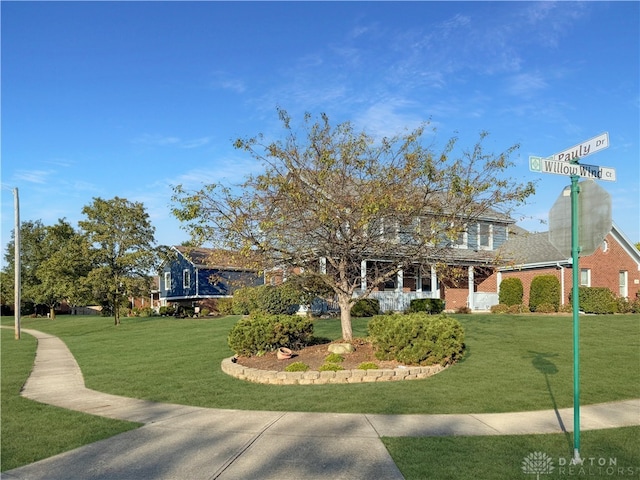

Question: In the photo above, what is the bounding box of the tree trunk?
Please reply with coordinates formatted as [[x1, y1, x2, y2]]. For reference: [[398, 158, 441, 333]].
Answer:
[[49, 306, 56, 320], [337, 293, 353, 341]]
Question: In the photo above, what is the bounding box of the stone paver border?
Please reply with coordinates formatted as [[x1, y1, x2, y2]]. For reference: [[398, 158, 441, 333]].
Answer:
[[221, 357, 446, 385]]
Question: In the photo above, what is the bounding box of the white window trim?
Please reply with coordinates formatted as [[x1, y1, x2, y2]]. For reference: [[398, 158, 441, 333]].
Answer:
[[164, 272, 171, 291], [580, 268, 591, 287], [183, 269, 190, 289], [619, 271, 628, 298]]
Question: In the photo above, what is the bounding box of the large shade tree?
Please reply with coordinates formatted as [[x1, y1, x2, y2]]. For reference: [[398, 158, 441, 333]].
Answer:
[[2, 219, 93, 318], [79, 196, 158, 325], [172, 110, 535, 340]]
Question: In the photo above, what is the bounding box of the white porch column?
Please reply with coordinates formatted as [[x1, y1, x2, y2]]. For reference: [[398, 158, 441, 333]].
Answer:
[[417, 268, 423, 292], [468, 266, 475, 310], [361, 260, 367, 292], [431, 266, 439, 298], [320, 257, 327, 274], [496, 271, 502, 295], [397, 268, 403, 292]]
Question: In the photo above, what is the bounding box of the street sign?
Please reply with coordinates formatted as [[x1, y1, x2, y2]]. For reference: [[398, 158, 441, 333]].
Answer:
[[553, 132, 609, 162], [549, 180, 612, 257], [529, 156, 616, 182]]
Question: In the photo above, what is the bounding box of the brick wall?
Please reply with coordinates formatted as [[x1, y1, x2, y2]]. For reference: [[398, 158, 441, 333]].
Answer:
[[491, 232, 640, 306]]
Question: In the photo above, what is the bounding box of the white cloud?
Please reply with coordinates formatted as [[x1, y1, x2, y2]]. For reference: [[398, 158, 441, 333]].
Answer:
[[14, 169, 54, 184]]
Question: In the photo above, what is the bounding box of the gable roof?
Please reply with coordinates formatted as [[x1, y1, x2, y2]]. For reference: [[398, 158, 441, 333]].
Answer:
[[498, 222, 640, 269], [172, 246, 260, 271]]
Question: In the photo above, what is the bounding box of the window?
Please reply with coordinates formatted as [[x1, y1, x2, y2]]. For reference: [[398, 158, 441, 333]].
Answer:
[[601, 240, 609, 253], [580, 268, 591, 287], [479, 223, 492, 249], [183, 269, 190, 289], [164, 272, 171, 291], [619, 271, 628, 298]]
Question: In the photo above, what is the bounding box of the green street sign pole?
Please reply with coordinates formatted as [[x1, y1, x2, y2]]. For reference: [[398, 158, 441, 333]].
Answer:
[[570, 171, 581, 463]]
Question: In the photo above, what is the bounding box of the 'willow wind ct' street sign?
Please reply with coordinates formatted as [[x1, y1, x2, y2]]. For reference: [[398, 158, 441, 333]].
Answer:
[[529, 156, 617, 181]]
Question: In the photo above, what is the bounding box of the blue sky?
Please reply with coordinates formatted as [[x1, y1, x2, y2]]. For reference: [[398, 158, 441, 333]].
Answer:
[[2, 1, 639, 263]]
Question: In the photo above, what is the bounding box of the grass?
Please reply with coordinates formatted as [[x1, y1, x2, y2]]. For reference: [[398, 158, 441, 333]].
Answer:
[[383, 426, 640, 480], [5, 313, 638, 414], [1, 328, 141, 472], [2, 313, 638, 473]]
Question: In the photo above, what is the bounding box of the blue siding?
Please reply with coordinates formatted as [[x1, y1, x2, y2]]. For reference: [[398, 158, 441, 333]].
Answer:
[[161, 250, 263, 301]]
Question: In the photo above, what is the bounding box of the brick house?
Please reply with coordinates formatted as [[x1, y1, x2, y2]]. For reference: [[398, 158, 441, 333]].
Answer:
[[478, 223, 640, 307]]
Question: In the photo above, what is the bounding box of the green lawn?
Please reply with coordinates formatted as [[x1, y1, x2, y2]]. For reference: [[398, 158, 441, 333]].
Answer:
[[0, 328, 141, 472], [383, 426, 640, 480], [2, 313, 638, 473], [5, 313, 638, 414]]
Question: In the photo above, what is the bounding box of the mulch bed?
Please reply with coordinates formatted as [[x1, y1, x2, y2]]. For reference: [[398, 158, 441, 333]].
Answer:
[[234, 339, 404, 371]]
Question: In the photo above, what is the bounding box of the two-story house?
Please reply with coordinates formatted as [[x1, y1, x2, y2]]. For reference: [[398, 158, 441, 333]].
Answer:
[[159, 246, 263, 311]]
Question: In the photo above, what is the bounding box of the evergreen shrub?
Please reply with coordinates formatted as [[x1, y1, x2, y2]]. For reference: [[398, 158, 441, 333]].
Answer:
[[529, 275, 560, 312], [490, 303, 509, 313], [368, 312, 465, 366], [499, 277, 524, 306], [577, 287, 618, 314], [408, 298, 445, 314], [227, 312, 313, 356], [350, 298, 381, 317]]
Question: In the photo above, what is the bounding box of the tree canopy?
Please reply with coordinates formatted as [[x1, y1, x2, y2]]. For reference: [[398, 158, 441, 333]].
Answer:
[[172, 110, 536, 340], [79, 196, 158, 325]]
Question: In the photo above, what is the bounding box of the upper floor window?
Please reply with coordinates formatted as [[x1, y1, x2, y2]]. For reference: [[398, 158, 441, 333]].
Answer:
[[183, 269, 191, 289], [164, 272, 171, 291], [479, 223, 492, 249]]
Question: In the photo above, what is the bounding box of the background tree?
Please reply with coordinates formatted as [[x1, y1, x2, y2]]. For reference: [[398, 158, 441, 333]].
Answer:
[[172, 110, 535, 340], [2, 219, 92, 318], [79, 196, 158, 325]]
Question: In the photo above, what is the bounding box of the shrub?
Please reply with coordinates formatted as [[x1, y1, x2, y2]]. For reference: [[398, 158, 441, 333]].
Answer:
[[558, 303, 572, 313], [285, 362, 310, 372], [577, 287, 618, 314], [529, 275, 560, 313], [159, 306, 175, 316], [215, 298, 234, 316], [499, 278, 523, 306], [227, 312, 314, 356], [199, 308, 210, 317], [232, 286, 261, 315], [368, 313, 465, 366], [357, 362, 379, 370], [490, 303, 509, 314], [535, 303, 557, 313], [455, 306, 471, 314], [508, 304, 530, 314], [408, 298, 445, 314], [350, 298, 380, 317], [324, 353, 344, 363], [319, 363, 344, 372]]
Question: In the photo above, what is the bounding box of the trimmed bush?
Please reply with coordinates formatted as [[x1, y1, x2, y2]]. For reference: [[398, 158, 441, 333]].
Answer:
[[319, 363, 345, 372], [408, 298, 445, 314], [368, 313, 465, 366], [507, 304, 530, 314], [535, 303, 556, 313], [285, 362, 309, 372], [577, 287, 618, 314], [499, 278, 523, 306], [490, 303, 509, 314], [357, 362, 379, 370], [227, 312, 314, 356], [529, 275, 560, 313], [350, 298, 380, 317], [159, 306, 175, 316], [324, 353, 344, 363], [232, 283, 306, 315]]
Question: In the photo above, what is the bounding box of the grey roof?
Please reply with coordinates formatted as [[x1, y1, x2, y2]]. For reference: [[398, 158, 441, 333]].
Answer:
[[498, 230, 567, 266]]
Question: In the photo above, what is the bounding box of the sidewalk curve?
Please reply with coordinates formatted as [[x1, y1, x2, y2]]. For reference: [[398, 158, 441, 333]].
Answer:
[[3, 327, 639, 480]]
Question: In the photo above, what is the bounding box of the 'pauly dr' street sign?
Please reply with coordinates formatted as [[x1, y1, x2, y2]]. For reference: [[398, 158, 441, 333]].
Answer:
[[553, 132, 609, 162]]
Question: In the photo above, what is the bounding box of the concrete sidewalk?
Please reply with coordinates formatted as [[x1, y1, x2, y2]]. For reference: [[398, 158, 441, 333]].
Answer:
[[3, 328, 639, 480]]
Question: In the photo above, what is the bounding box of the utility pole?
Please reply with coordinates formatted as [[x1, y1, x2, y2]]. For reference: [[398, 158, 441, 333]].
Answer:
[[14, 187, 21, 340]]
